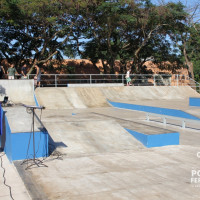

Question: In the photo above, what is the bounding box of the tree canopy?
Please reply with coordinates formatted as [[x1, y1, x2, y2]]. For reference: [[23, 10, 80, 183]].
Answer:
[[0, 0, 199, 79]]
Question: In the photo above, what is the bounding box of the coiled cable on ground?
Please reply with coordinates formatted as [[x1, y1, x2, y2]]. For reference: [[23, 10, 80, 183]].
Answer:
[[0, 152, 14, 200]]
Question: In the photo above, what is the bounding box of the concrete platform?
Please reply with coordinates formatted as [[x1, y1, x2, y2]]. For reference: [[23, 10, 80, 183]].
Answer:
[[14, 107, 200, 199], [1, 106, 48, 161], [2, 85, 200, 200]]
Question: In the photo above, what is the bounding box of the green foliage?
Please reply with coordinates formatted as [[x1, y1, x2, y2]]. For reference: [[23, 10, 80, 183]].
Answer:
[[0, 0, 199, 76], [80, 0, 189, 73]]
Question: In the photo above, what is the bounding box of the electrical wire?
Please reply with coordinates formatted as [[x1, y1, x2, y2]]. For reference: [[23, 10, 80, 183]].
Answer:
[[21, 109, 34, 169], [0, 152, 14, 200], [22, 106, 48, 169], [35, 109, 43, 156]]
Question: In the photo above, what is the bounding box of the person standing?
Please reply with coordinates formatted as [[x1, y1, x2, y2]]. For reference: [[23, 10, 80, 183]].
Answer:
[[0, 63, 5, 79], [125, 69, 131, 86], [21, 63, 28, 79], [34, 65, 41, 87], [7, 64, 18, 79]]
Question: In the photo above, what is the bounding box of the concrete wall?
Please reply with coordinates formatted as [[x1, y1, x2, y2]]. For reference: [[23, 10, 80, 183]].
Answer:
[[0, 79, 35, 105], [109, 100, 200, 120]]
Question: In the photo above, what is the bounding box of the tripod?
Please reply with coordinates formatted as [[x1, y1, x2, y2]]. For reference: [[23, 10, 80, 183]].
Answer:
[[21, 105, 48, 170]]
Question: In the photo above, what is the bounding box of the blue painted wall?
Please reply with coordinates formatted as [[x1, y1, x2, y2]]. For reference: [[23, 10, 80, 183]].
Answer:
[[4, 115, 12, 161], [11, 131, 48, 161], [0, 105, 2, 148], [109, 100, 200, 120], [189, 97, 200, 107], [0, 104, 2, 135], [125, 128, 179, 148]]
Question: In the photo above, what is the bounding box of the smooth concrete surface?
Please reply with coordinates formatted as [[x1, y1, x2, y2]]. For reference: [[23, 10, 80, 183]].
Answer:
[[3, 106, 41, 133], [16, 106, 200, 200], [0, 152, 31, 200], [0, 80, 35, 105], [2, 86, 200, 200], [35, 86, 200, 109]]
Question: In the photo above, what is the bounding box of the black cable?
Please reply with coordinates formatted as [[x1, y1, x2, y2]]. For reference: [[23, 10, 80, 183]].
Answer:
[[0, 153, 15, 200], [22, 107, 48, 169], [21, 109, 34, 169], [48, 143, 63, 160], [35, 109, 43, 155]]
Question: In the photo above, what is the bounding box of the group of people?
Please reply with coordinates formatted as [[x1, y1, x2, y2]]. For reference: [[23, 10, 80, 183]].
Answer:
[[0, 63, 41, 87], [1, 62, 131, 87]]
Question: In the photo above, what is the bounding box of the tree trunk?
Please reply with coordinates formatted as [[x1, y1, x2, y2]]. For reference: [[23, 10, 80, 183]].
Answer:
[[102, 60, 108, 74], [183, 40, 194, 79], [187, 62, 194, 79]]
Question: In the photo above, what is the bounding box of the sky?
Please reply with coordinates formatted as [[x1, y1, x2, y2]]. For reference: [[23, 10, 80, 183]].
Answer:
[[71, 0, 200, 59], [152, 0, 200, 22]]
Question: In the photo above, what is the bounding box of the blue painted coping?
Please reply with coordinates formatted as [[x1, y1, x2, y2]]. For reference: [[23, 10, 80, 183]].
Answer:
[[125, 128, 179, 148], [108, 100, 200, 121], [34, 92, 40, 107], [189, 97, 200, 107]]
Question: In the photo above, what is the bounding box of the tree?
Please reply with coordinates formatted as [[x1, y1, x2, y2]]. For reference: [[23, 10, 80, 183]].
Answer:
[[159, 0, 200, 80], [80, 0, 187, 74], [0, 0, 81, 73]]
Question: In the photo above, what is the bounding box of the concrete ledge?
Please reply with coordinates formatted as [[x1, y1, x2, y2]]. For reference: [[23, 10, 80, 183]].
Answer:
[[67, 83, 124, 87], [1, 105, 48, 162], [189, 97, 200, 107], [108, 100, 200, 120], [125, 128, 179, 148]]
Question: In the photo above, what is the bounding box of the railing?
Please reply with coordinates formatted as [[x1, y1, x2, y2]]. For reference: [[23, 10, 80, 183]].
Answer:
[[11, 73, 200, 91], [146, 112, 200, 129]]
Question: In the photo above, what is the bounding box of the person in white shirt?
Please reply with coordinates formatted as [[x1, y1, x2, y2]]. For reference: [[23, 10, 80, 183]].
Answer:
[[125, 69, 131, 86]]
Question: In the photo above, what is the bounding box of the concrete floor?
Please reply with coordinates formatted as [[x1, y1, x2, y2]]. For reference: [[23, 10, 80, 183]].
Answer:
[[1, 85, 200, 200], [15, 105, 200, 200]]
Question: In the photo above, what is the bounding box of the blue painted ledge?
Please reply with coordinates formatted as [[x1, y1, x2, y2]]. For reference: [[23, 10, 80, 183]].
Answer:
[[125, 128, 179, 148], [0, 105, 48, 162], [108, 100, 200, 120], [189, 97, 200, 107]]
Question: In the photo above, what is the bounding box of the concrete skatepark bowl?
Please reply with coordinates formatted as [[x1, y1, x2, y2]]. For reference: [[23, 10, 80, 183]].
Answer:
[[1, 80, 200, 200]]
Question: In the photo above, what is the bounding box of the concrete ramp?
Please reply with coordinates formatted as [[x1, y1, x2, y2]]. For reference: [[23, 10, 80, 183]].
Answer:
[[101, 86, 200, 101], [35, 86, 200, 109], [45, 119, 144, 156], [35, 87, 109, 109], [0, 80, 35, 105]]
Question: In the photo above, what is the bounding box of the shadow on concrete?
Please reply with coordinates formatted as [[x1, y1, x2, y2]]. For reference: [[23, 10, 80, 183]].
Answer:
[[0, 85, 6, 96], [48, 134, 67, 156]]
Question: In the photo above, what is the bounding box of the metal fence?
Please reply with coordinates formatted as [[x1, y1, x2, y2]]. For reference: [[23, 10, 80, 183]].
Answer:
[[13, 73, 200, 91]]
